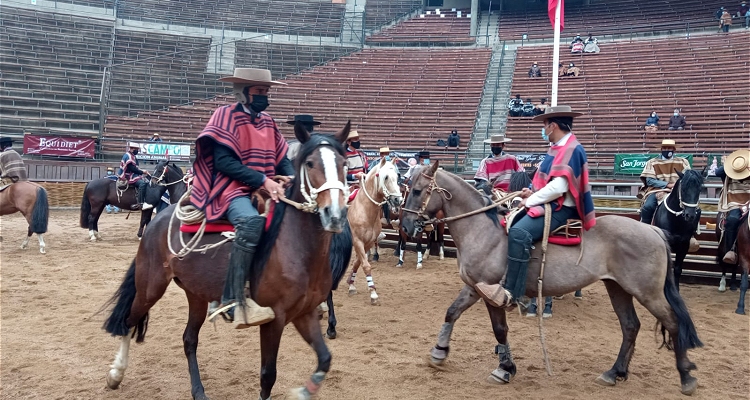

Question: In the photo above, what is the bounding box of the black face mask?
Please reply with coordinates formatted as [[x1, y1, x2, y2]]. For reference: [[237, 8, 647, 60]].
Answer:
[[351, 141, 361, 149], [131, 149, 139, 155], [491, 147, 503, 155], [248, 94, 269, 113], [662, 150, 674, 159]]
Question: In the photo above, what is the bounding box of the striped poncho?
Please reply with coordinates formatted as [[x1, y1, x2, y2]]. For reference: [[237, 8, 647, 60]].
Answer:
[[190, 103, 289, 221]]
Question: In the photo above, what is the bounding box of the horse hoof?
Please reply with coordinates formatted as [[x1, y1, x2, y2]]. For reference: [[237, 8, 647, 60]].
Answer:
[[395, 262, 403, 268], [439, 255, 445, 260], [90, 237, 97, 242], [416, 263, 423, 270], [488, 367, 513, 384], [718, 287, 726, 293], [370, 296, 380, 306], [326, 331, 337, 340], [287, 387, 311, 400], [595, 373, 616, 387], [423, 253, 430, 261], [681, 377, 698, 396], [427, 356, 448, 371], [194, 393, 210, 400], [39, 248, 46, 254], [735, 308, 746, 315], [105, 372, 122, 390]]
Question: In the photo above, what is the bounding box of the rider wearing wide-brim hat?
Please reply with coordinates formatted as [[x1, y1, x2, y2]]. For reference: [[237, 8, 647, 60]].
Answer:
[[404, 151, 430, 182], [192, 67, 295, 329], [716, 148, 750, 264], [476, 105, 596, 309], [285, 114, 321, 133], [474, 134, 524, 192], [0, 137, 27, 186], [344, 130, 368, 184], [638, 139, 691, 224], [118, 143, 153, 209]]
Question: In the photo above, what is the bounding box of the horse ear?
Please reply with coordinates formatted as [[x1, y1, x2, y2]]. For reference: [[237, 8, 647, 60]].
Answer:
[[675, 169, 684, 178], [427, 160, 440, 175], [333, 120, 351, 145], [379, 157, 387, 168], [294, 121, 311, 144]]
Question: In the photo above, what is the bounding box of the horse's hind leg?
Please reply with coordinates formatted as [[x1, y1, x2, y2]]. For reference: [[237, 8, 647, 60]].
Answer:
[[429, 284, 480, 368], [595, 280, 640, 387], [485, 302, 517, 384], [736, 269, 748, 315], [288, 312, 332, 399], [106, 327, 135, 389], [346, 253, 361, 295], [21, 226, 31, 250], [325, 292, 338, 339], [183, 292, 210, 400]]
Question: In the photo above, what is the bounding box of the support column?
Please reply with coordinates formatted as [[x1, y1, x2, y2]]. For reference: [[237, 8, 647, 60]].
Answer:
[[470, 0, 479, 36]]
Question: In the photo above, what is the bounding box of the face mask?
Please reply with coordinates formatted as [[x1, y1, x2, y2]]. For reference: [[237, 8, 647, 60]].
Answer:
[[491, 147, 503, 155], [674, 112, 679, 116], [107, 171, 113, 176], [541, 127, 549, 142], [131, 149, 139, 155], [424, 159, 430, 165], [351, 141, 360, 149], [651, 114, 656, 117], [384, 155, 391, 161], [249, 94, 269, 113], [662, 150, 674, 159]]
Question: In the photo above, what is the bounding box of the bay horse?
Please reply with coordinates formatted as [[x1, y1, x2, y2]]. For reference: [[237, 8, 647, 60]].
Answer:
[[145, 160, 189, 226], [401, 162, 702, 395], [716, 212, 740, 293], [0, 181, 49, 253], [652, 169, 705, 290], [101, 123, 352, 400], [79, 160, 180, 241], [345, 158, 403, 305], [733, 213, 749, 314]]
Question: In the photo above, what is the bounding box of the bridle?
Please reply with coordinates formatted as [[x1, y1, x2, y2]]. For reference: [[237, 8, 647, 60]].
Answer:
[[282, 148, 348, 214], [359, 166, 400, 207], [152, 163, 192, 187], [663, 178, 700, 217]]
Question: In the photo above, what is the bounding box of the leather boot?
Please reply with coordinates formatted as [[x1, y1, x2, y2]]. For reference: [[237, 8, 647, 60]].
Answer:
[[503, 229, 533, 304]]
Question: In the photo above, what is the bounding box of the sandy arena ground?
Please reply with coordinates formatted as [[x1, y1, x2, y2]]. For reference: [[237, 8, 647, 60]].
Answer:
[[1, 210, 748, 399]]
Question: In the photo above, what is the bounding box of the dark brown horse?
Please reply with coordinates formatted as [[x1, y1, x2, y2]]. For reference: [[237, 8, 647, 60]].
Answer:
[[101, 123, 352, 400], [0, 181, 49, 253], [79, 160, 182, 240], [734, 214, 749, 314]]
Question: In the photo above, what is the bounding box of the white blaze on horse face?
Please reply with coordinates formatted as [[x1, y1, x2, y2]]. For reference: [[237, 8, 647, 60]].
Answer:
[[319, 147, 341, 210]]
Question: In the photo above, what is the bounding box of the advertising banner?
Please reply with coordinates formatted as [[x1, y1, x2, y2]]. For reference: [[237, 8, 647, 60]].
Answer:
[[614, 154, 694, 174], [128, 141, 192, 162], [23, 134, 96, 158]]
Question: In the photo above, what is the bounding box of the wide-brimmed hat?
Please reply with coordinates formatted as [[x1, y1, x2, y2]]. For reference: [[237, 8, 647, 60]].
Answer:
[[416, 150, 430, 158], [128, 143, 139, 148], [655, 139, 679, 149], [483, 134, 512, 144], [152, 133, 159, 136], [218, 68, 285, 86], [532, 105, 584, 121], [286, 114, 321, 126], [0, 137, 13, 147], [107, 167, 114, 171], [346, 130, 360, 141], [725, 149, 750, 180], [379, 147, 390, 153]]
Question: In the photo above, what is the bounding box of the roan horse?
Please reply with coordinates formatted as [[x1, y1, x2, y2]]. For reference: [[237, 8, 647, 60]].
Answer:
[[345, 158, 403, 305], [0, 181, 49, 253], [79, 160, 181, 240], [401, 162, 703, 395], [101, 123, 353, 400], [651, 169, 705, 290]]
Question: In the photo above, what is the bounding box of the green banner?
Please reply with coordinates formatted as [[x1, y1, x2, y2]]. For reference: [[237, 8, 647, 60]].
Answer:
[[614, 154, 694, 174]]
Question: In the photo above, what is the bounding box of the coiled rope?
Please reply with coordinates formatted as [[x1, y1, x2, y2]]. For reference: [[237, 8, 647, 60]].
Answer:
[[167, 189, 235, 258]]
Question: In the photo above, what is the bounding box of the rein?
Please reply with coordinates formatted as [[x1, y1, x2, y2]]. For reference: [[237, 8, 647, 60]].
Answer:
[[358, 169, 396, 207], [663, 180, 700, 217]]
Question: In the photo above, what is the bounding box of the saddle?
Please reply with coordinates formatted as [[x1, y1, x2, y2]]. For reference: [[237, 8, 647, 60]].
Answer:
[[500, 212, 583, 246], [348, 188, 359, 204], [178, 191, 274, 234]]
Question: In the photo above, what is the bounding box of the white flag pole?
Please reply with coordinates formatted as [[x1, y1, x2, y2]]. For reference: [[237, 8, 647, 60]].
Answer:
[[551, 0, 562, 106]]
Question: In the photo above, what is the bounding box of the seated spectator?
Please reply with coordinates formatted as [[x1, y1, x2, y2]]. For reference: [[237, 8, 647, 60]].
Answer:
[[570, 34, 584, 53], [528, 62, 542, 78], [739, 1, 749, 17], [668, 109, 686, 130], [570, 34, 583, 47], [721, 9, 733, 32], [508, 94, 524, 117], [522, 99, 536, 117], [745, 8, 750, 28], [149, 133, 163, 142], [448, 129, 460, 147], [584, 34, 600, 53], [535, 98, 548, 116], [645, 111, 660, 131], [558, 62, 567, 76], [563, 62, 581, 77]]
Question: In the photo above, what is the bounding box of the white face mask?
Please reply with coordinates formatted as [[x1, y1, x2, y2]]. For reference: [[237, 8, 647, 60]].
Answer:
[[674, 112, 679, 116]]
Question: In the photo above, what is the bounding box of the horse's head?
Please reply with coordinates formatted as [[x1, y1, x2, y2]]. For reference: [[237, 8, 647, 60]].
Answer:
[[401, 161, 443, 237], [150, 160, 170, 186], [293, 121, 349, 233], [372, 158, 403, 212], [675, 169, 703, 223]]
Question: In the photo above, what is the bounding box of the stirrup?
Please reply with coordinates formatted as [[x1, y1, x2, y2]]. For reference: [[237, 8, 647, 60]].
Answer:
[[207, 302, 237, 323]]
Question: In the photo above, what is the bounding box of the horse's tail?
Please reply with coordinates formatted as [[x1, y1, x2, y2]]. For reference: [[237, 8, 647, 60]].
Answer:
[[79, 182, 91, 229], [655, 227, 703, 351], [102, 259, 149, 342], [329, 221, 353, 291], [31, 186, 49, 234]]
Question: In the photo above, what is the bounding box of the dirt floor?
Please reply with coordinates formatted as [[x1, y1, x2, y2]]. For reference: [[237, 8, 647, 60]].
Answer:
[[1, 210, 748, 400]]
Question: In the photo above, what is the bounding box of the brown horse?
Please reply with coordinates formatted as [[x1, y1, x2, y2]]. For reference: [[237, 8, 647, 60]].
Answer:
[[401, 162, 702, 395], [0, 181, 49, 253], [734, 214, 749, 314], [101, 123, 352, 400]]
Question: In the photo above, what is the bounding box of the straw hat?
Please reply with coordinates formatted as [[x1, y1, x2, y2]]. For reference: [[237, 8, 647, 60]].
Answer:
[[286, 114, 321, 126], [218, 68, 285, 86], [379, 147, 390, 154], [106, 167, 114, 171], [346, 130, 360, 141], [128, 143, 139, 148], [532, 105, 584, 121], [725, 149, 750, 180], [153, 133, 159, 136], [655, 139, 679, 149], [483, 134, 512, 144]]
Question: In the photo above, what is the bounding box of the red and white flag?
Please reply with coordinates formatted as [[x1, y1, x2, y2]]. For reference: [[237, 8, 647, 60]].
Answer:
[[548, 0, 564, 31]]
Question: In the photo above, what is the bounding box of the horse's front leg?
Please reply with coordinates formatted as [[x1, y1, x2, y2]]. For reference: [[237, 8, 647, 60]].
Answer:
[[183, 293, 209, 400], [415, 235, 424, 269], [346, 252, 361, 295], [736, 269, 748, 315], [485, 302, 517, 384], [289, 311, 332, 400], [355, 241, 379, 305], [325, 292, 338, 339], [259, 317, 286, 400], [428, 284, 480, 368], [673, 242, 689, 291]]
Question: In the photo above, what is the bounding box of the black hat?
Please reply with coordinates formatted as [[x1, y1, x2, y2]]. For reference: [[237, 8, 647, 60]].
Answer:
[[417, 150, 430, 158], [286, 114, 321, 126], [0, 137, 13, 147]]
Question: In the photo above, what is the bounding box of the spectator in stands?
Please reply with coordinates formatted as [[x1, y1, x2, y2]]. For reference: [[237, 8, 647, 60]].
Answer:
[[286, 114, 321, 134], [721, 9, 733, 32], [563, 62, 581, 77], [583, 34, 600, 53], [668, 109, 686, 130], [745, 7, 750, 28], [638, 139, 691, 224], [474, 133, 524, 192], [570, 34, 583, 46], [645, 111, 660, 131], [345, 130, 368, 184], [0, 137, 27, 187], [448, 129, 460, 147], [522, 99, 536, 117], [716, 6, 726, 21], [558, 62, 567, 77], [508, 94, 524, 117], [570, 34, 584, 53], [528, 62, 542, 78], [149, 133, 163, 142], [739, 1, 749, 18], [535, 98, 549, 116]]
